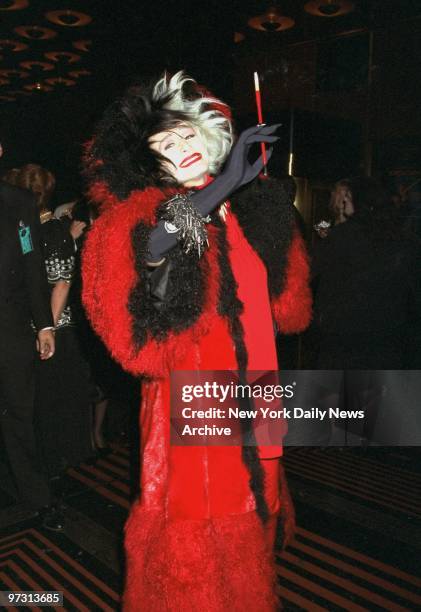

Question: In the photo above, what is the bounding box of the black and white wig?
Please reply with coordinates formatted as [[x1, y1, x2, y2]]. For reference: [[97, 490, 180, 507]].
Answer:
[[85, 71, 233, 200]]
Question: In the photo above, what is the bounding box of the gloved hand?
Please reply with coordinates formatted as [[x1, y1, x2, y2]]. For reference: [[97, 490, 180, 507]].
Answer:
[[192, 123, 280, 214], [220, 123, 280, 189], [147, 124, 280, 262]]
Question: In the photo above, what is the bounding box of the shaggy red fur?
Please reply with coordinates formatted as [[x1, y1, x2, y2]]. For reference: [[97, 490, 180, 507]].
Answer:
[[271, 230, 312, 333]]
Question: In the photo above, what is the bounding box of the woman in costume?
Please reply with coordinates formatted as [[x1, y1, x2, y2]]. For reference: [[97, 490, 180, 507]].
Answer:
[[82, 72, 312, 610]]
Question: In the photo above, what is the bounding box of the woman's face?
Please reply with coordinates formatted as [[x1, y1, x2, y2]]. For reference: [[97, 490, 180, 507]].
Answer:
[[341, 188, 354, 218], [331, 185, 354, 222], [148, 123, 210, 187]]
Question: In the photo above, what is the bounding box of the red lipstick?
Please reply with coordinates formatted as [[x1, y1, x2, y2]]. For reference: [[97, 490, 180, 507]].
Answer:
[[180, 153, 202, 168]]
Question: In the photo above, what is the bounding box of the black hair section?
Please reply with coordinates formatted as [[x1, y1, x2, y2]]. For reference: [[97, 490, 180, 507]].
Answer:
[[230, 177, 296, 299], [215, 215, 269, 524], [85, 79, 197, 200]]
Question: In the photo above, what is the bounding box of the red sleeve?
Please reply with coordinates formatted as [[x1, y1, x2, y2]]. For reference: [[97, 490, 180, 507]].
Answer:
[[271, 231, 312, 334], [82, 206, 137, 372], [82, 204, 178, 379]]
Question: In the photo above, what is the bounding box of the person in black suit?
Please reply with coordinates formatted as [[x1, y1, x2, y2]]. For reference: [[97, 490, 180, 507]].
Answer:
[[0, 147, 57, 516]]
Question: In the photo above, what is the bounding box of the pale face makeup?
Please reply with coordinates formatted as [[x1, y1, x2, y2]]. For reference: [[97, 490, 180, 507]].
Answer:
[[331, 185, 354, 223], [148, 123, 210, 187], [342, 190, 354, 218]]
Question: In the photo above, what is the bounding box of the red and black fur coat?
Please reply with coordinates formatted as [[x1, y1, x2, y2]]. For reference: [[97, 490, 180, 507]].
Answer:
[[82, 173, 311, 520], [82, 172, 312, 610], [82, 176, 311, 378]]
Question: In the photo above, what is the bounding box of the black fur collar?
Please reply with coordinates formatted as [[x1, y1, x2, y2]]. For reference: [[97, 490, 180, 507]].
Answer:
[[230, 177, 295, 299]]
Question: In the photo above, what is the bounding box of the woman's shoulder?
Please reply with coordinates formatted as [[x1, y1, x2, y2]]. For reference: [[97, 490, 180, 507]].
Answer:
[[84, 186, 175, 262]]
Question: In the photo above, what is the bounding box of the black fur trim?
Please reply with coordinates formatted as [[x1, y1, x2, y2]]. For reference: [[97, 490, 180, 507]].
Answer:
[[231, 177, 296, 298], [236, 372, 270, 524], [215, 221, 246, 366], [128, 219, 205, 349], [242, 443, 269, 524]]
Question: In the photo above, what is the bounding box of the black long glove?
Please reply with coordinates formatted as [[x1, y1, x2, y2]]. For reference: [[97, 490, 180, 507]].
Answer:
[[147, 124, 280, 262]]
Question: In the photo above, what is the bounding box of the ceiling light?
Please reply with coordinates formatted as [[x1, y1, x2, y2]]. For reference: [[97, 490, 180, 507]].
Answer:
[[14, 25, 57, 40], [68, 69, 91, 78], [304, 1, 355, 17], [20, 60, 54, 71], [72, 40, 92, 52], [0, 68, 28, 78], [45, 76, 76, 86], [248, 6, 294, 32], [0, 0, 29, 10], [0, 38, 28, 51], [45, 10, 92, 27], [44, 51, 81, 64]]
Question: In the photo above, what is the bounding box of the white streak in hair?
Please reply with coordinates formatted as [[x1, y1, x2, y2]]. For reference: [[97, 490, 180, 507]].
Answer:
[[152, 70, 233, 174]]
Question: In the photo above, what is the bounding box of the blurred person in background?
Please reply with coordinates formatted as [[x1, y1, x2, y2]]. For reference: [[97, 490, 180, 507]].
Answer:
[[314, 178, 353, 240], [67, 197, 115, 455], [310, 177, 421, 447], [2, 167, 20, 186], [0, 145, 61, 529], [330, 178, 354, 226], [17, 164, 92, 495], [312, 176, 419, 369]]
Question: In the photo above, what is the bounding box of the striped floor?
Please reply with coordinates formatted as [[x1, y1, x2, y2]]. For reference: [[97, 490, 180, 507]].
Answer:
[[0, 528, 119, 611], [277, 526, 421, 610], [0, 445, 420, 610]]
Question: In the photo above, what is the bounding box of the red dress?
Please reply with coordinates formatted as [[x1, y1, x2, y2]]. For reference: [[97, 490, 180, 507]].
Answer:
[[225, 206, 282, 514]]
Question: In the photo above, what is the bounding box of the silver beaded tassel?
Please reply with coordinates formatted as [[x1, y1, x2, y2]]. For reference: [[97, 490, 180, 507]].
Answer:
[[162, 193, 211, 257]]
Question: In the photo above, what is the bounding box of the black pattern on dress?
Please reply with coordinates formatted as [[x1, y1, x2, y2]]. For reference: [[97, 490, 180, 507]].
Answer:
[[41, 218, 75, 329]]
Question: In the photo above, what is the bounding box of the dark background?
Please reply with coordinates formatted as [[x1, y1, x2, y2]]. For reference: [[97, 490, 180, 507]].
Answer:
[[1, 0, 420, 204]]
